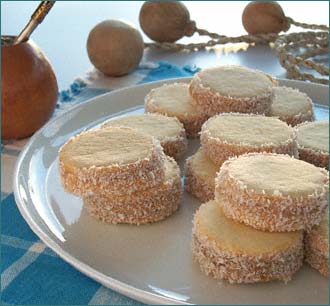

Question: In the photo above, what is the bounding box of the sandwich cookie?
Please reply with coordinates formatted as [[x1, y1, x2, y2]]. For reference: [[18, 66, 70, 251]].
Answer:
[[215, 153, 329, 232], [192, 200, 304, 283], [296, 120, 329, 169], [184, 149, 218, 202], [144, 83, 209, 138], [59, 126, 165, 196], [189, 65, 275, 116], [84, 156, 182, 225], [200, 113, 297, 166], [270, 86, 314, 126]]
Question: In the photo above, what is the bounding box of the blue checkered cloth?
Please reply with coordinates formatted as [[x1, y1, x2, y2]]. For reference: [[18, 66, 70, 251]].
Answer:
[[1, 61, 199, 305]]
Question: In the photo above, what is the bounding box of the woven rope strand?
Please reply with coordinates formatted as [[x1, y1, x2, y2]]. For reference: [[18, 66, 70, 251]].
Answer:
[[275, 31, 329, 84], [145, 32, 278, 51], [287, 17, 329, 31], [144, 18, 329, 84]]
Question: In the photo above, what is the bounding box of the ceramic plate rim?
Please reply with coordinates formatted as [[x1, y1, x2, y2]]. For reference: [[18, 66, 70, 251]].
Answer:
[[13, 77, 329, 305]]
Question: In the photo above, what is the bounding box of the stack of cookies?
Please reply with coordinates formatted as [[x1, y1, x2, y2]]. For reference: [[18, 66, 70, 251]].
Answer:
[[185, 113, 297, 202], [182, 65, 328, 283], [58, 63, 328, 284], [192, 152, 329, 283], [145, 65, 278, 138], [59, 124, 182, 225], [144, 65, 316, 138]]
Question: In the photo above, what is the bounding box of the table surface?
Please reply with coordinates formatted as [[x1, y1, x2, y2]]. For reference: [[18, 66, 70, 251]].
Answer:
[[2, 1, 329, 90]]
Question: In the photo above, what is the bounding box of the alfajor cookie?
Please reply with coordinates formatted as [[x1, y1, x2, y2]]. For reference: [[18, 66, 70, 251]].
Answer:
[[59, 126, 165, 196], [200, 113, 297, 166], [144, 83, 209, 138], [270, 86, 314, 126], [184, 149, 218, 202], [102, 113, 187, 160], [215, 153, 329, 232], [84, 156, 182, 225], [189, 65, 275, 116], [296, 120, 329, 169], [305, 211, 329, 277], [192, 200, 304, 283]]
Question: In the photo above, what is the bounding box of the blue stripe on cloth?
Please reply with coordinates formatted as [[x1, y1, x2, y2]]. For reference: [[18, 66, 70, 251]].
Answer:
[[1, 194, 38, 242], [1, 252, 100, 305], [1, 61, 199, 305], [88, 286, 143, 305], [1, 242, 46, 291], [1, 245, 26, 273], [1, 235, 57, 257]]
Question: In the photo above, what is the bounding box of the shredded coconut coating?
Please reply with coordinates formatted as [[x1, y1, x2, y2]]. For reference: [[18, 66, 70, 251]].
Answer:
[[192, 205, 304, 283], [189, 74, 273, 117], [304, 243, 329, 277], [85, 191, 180, 225], [175, 114, 209, 138], [59, 132, 166, 196], [144, 83, 209, 138], [200, 113, 298, 166], [304, 213, 329, 277], [273, 110, 315, 127], [184, 164, 214, 202], [215, 153, 329, 232], [192, 234, 303, 284], [202, 136, 297, 166], [174, 114, 209, 138], [160, 132, 188, 160], [184, 152, 217, 202], [83, 157, 182, 225], [298, 147, 329, 170]]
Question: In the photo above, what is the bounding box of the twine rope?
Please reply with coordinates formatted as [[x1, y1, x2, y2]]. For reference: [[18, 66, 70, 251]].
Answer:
[[286, 17, 329, 31], [145, 17, 329, 84], [275, 31, 328, 84]]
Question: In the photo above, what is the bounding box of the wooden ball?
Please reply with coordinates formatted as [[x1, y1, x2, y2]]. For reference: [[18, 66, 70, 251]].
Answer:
[[242, 1, 289, 34], [139, 1, 195, 43], [2, 37, 58, 140], [87, 20, 144, 76]]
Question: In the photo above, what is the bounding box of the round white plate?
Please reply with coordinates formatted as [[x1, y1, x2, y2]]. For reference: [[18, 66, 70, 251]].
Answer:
[[14, 78, 329, 305]]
